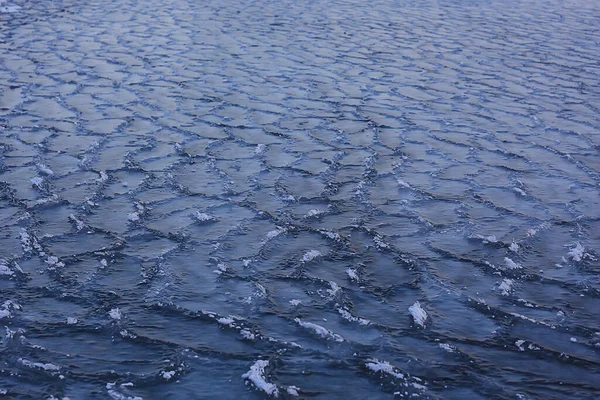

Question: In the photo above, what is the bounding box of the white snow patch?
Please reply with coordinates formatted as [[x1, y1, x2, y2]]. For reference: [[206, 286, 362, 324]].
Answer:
[[161, 371, 176, 380], [289, 299, 302, 306], [373, 235, 390, 249], [567, 242, 585, 262], [513, 187, 527, 196], [286, 386, 300, 396], [397, 179, 412, 189], [0, 264, 14, 276], [509, 242, 519, 252], [36, 163, 54, 176], [365, 359, 404, 379], [504, 257, 521, 269], [108, 308, 122, 320], [498, 279, 514, 296], [346, 268, 359, 282], [265, 227, 286, 241], [304, 209, 325, 218], [439, 343, 455, 353], [69, 214, 86, 231], [255, 144, 267, 155], [570, 337, 577, 343], [294, 318, 344, 342], [337, 307, 370, 325], [127, 213, 140, 222], [30, 177, 45, 189], [515, 340, 526, 351], [320, 230, 341, 241], [66, 317, 78, 325], [301, 250, 322, 263], [18, 358, 60, 372], [326, 281, 341, 297], [240, 329, 255, 340], [194, 212, 218, 223], [217, 317, 235, 326], [242, 360, 279, 397], [98, 171, 109, 183], [408, 301, 427, 327], [472, 234, 497, 243]]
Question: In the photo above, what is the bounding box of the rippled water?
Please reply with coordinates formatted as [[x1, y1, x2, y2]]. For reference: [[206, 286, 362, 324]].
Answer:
[[1, 0, 599, 398]]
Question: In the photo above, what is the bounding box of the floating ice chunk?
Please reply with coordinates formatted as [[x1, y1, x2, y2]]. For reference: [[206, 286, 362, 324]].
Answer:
[[0, 264, 13, 276], [515, 340, 526, 351], [320, 230, 341, 241], [98, 171, 109, 183], [242, 360, 279, 397], [570, 337, 577, 343], [365, 359, 404, 379], [346, 268, 359, 282], [69, 214, 86, 231], [408, 301, 427, 327], [108, 308, 122, 320], [255, 144, 267, 155], [567, 242, 585, 262], [264, 227, 286, 241], [161, 371, 176, 380], [526, 229, 537, 237], [106, 382, 143, 400], [509, 242, 519, 252], [30, 177, 45, 189], [513, 187, 527, 196], [36, 163, 54, 176], [498, 279, 514, 296], [213, 263, 227, 274], [397, 179, 412, 189], [289, 299, 302, 306], [504, 257, 521, 269], [34, 195, 61, 206], [240, 329, 255, 340], [472, 234, 497, 243], [326, 281, 341, 297], [194, 212, 218, 223], [127, 213, 140, 222], [304, 209, 325, 218], [18, 358, 60, 372], [439, 343, 455, 352], [66, 317, 78, 325], [286, 386, 300, 396], [373, 235, 390, 250], [294, 318, 344, 342], [217, 316, 235, 326], [301, 250, 322, 263], [337, 307, 370, 325]]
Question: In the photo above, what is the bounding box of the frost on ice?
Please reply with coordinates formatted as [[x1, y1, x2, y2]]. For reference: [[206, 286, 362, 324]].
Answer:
[[242, 360, 279, 397], [408, 301, 427, 327]]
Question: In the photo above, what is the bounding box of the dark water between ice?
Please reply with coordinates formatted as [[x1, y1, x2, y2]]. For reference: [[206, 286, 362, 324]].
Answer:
[[1, 0, 599, 398]]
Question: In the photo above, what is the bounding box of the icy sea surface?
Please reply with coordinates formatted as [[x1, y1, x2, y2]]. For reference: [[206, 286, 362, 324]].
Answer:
[[1, 0, 600, 398]]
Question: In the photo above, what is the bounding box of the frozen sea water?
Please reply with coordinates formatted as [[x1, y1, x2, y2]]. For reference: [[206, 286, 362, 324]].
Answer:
[[1, 0, 599, 398]]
